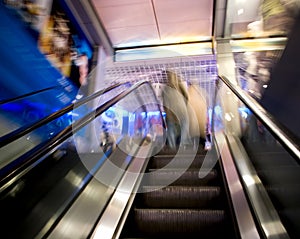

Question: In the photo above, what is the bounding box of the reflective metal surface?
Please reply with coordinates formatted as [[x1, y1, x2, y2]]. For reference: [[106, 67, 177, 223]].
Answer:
[[91, 143, 154, 239], [0, 80, 163, 238], [228, 135, 289, 239], [214, 75, 300, 238], [219, 75, 300, 160], [214, 132, 260, 239]]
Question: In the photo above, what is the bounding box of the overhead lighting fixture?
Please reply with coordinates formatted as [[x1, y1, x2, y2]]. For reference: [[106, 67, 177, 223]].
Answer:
[[115, 42, 213, 61], [238, 8, 244, 15]]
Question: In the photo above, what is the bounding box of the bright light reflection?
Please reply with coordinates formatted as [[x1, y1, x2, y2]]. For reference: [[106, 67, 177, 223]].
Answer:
[[238, 8, 244, 15], [76, 94, 83, 100], [67, 112, 79, 117], [262, 220, 288, 238], [241, 111, 248, 119], [225, 113, 232, 122], [115, 190, 131, 202], [93, 224, 112, 239], [243, 174, 255, 186], [66, 170, 82, 187]]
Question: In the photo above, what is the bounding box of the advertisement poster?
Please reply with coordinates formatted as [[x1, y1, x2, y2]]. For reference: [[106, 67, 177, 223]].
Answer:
[[38, 0, 92, 88], [3, 0, 52, 32], [3, 0, 93, 88]]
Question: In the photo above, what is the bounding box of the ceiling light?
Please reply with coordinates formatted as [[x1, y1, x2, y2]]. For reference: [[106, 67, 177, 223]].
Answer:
[[238, 8, 244, 15]]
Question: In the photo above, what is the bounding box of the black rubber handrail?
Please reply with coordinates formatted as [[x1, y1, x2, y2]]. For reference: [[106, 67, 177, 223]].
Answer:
[[0, 80, 158, 187], [218, 75, 300, 162], [0, 86, 61, 105], [0, 82, 130, 147]]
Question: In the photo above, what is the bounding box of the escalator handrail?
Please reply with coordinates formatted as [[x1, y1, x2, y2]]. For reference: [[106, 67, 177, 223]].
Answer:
[[218, 75, 300, 162], [0, 82, 131, 147], [0, 86, 61, 105], [0, 80, 158, 188]]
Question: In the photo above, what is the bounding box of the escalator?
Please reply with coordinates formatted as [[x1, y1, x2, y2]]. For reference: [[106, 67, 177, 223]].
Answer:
[[217, 76, 300, 239], [0, 81, 159, 238], [1, 74, 299, 239], [241, 140, 300, 238], [0, 137, 139, 238], [120, 145, 238, 238], [115, 76, 299, 239], [0, 144, 89, 238]]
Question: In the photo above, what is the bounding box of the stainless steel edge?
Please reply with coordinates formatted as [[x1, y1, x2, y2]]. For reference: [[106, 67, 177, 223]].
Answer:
[[227, 134, 290, 239], [0, 144, 61, 194], [90, 142, 154, 239], [113, 151, 151, 239], [219, 75, 300, 161], [214, 131, 260, 239], [45, 174, 115, 239]]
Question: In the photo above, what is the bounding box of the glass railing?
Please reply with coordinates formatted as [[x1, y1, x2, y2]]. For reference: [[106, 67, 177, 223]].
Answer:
[[71, 81, 165, 156], [0, 86, 72, 172], [0, 82, 132, 172], [213, 76, 300, 238], [0, 80, 164, 239], [0, 86, 69, 137]]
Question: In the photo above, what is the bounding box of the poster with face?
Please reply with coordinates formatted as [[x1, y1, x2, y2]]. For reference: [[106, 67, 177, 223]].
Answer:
[[38, 5, 71, 77], [36, 0, 92, 87], [3, 0, 52, 31], [3, 0, 93, 88]]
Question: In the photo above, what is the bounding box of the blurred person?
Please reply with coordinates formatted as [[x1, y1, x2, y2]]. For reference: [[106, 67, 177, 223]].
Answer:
[[70, 52, 90, 96], [134, 114, 145, 137], [262, 0, 295, 33], [77, 53, 89, 86], [281, 0, 300, 16], [260, 10, 300, 140], [243, 52, 261, 99], [99, 121, 116, 153], [162, 70, 191, 149], [187, 84, 208, 148]]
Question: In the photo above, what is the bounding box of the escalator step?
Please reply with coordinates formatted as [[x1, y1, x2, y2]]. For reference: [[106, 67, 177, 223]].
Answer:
[[257, 167, 300, 185], [144, 169, 218, 186], [158, 146, 207, 155], [266, 185, 300, 209], [250, 152, 298, 168], [134, 208, 227, 236], [149, 155, 210, 169], [140, 186, 221, 208]]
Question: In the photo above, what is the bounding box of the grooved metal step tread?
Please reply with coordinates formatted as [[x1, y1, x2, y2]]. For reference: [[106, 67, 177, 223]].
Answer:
[[150, 155, 213, 169], [144, 169, 218, 186], [140, 185, 222, 208], [134, 208, 227, 235], [157, 146, 207, 156]]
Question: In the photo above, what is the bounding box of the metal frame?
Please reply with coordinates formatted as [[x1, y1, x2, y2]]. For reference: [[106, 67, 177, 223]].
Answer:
[[227, 135, 290, 239], [90, 140, 154, 239], [214, 131, 261, 239], [219, 75, 300, 162]]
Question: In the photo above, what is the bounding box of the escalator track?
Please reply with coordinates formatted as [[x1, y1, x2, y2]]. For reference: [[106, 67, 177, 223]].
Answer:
[[242, 141, 300, 238], [0, 81, 156, 238], [120, 145, 238, 238], [0, 143, 87, 238]]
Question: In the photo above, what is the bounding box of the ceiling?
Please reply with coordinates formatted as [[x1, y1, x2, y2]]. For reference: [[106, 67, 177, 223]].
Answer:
[[90, 0, 214, 49], [68, 0, 290, 57], [67, 0, 288, 109]]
